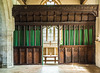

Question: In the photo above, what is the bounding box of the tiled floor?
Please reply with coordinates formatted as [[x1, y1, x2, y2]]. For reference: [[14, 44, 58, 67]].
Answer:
[[0, 64, 100, 73]]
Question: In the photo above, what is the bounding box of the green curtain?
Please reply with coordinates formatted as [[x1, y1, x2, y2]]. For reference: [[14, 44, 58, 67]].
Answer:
[[65, 29, 69, 45], [84, 29, 88, 45], [70, 29, 74, 45], [75, 29, 78, 45], [31, 29, 35, 46], [89, 29, 93, 45], [80, 29, 83, 45], [20, 30, 24, 46], [36, 29, 40, 46], [14, 30, 18, 46], [25, 29, 29, 46]]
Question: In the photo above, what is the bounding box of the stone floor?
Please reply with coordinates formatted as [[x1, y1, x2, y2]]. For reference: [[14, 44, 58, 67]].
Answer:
[[0, 64, 100, 73]]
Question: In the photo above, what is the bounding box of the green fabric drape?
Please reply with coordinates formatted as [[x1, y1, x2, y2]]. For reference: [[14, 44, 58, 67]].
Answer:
[[31, 29, 35, 46], [75, 29, 78, 45], [36, 30, 40, 46], [80, 29, 83, 45], [25, 30, 29, 46], [20, 30, 24, 46], [14, 30, 18, 46], [89, 29, 93, 45], [65, 29, 69, 45], [70, 29, 74, 45], [84, 29, 88, 45]]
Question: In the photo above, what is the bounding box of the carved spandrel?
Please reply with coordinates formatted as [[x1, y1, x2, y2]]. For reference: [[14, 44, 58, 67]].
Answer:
[[60, 48, 64, 52]]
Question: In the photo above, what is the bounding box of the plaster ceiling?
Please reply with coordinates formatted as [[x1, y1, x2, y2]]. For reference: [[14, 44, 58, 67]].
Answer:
[[18, 0, 81, 5]]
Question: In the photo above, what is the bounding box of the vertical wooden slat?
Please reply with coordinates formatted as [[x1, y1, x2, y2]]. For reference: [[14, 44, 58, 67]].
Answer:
[[88, 25, 90, 45], [29, 26, 31, 46], [24, 26, 25, 46], [32, 48, 34, 64], [69, 25, 70, 45], [83, 25, 85, 45], [19, 48, 21, 64], [34, 26, 36, 46], [40, 26, 42, 64], [26, 48, 28, 64], [74, 25, 75, 45], [64, 25, 65, 45], [79, 25, 80, 45], [58, 25, 60, 64], [40, 26, 43, 46], [93, 25, 95, 45]]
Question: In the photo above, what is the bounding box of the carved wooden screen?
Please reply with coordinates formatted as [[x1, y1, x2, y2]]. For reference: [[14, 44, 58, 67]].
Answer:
[[13, 5, 98, 65]]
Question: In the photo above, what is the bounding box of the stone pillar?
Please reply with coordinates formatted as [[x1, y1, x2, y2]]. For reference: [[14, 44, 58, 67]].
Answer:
[[0, 0, 14, 68], [95, 0, 100, 68]]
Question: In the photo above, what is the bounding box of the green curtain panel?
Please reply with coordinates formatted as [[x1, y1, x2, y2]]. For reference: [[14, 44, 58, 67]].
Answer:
[[31, 29, 35, 46], [14, 30, 18, 46], [20, 30, 24, 46], [84, 29, 88, 45], [75, 29, 78, 45], [80, 29, 83, 45], [65, 29, 69, 45], [70, 29, 74, 45], [36, 29, 40, 46], [89, 29, 93, 45], [25, 29, 29, 46]]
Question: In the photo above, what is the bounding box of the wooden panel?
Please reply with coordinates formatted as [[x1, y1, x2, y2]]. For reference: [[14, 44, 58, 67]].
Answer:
[[14, 48, 19, 64], [20, 48, 26, 64], [75, 13, 81, 21], [60, 45, 94, 64], [59, 48, 64, 64], [34, 48, 40, 64], [89, 14, 95, 21], [87, 46, 94, 64], [72, 48, 79, 63], [27, 12, 33, 22], [65, 48, 72, 63], [14, 46, 42, 65], [68, 13, 74, 21], [48, 16, 53, 22], [79, 47, 85, 63], [82, 14, 88, 21], [28, 48, 33, 64], [20, 13, 27, 22]]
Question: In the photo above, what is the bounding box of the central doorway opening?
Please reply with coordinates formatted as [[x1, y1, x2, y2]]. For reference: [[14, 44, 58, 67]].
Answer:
[[42, 25, 63, 65], [43, 26, 58, 65]]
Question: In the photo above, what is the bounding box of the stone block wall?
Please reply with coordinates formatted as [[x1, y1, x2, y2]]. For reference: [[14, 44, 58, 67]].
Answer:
[[0, 0, 14, 68]]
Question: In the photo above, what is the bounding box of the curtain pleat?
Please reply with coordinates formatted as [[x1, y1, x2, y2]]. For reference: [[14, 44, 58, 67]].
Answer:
[[14, 30, 18, 46], [75, 29, 78, 45], [31, 30, 35, 46], [36, 30, 40, 46]]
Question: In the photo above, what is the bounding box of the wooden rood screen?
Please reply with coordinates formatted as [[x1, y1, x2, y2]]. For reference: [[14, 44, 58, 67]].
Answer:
[[13, 5, 98, 65]]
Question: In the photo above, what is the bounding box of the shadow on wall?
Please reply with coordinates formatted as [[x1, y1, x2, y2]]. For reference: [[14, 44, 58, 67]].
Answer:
[[0, 54, 2, 68]]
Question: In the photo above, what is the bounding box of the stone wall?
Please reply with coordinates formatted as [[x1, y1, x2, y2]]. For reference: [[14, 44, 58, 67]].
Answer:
[[0, 0, 14, 68]]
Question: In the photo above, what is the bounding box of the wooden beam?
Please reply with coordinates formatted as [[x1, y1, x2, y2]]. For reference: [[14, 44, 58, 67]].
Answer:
[[81, 0, 87, 5]]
